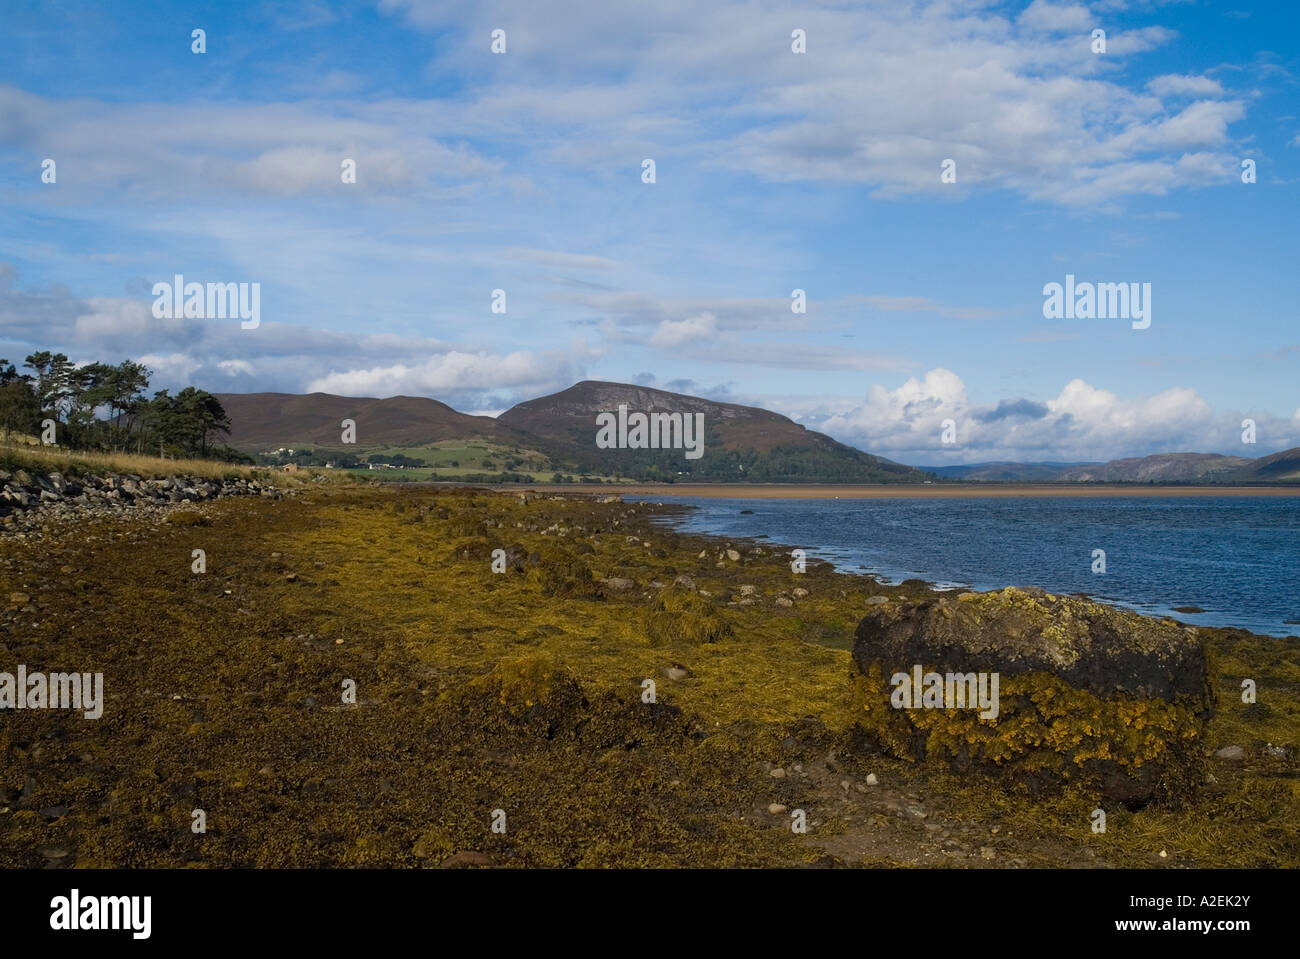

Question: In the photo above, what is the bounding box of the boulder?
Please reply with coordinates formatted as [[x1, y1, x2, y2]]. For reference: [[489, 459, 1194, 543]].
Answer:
[[851, 586, 1215, 806]]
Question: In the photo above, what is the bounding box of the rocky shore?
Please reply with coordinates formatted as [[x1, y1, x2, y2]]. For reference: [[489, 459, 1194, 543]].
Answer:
[[1, 481, 1296, 868], [0, 469, 296, 535]]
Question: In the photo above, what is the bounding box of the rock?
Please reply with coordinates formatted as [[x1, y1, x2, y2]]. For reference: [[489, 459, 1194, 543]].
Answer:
[[776, 596, 794, 607], [768, 803, 788, 814], [603, 577, 636, 591], [1172, 606, 1205, 614], [1215, 745, 1245, 762], [661, 664, 691, 681], [441, 850, 494, 868], [865, 773, 879, 786], [725, 549, 740, 562], [770, 767, 787, 779], [851, 586, 1214, 806], [866, 595, 890, 605], [738, 585, 757, 596], [979, 847, 996, 860], [792, 588, 809, 598]]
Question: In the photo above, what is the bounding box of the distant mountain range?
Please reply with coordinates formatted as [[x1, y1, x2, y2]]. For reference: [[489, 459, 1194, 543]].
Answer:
[[217, 380, 930, 483], [922, 450, 1300, 484], [216, 383, 1300, 484]]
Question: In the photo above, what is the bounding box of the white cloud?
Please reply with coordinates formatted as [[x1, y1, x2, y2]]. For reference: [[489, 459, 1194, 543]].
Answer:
[[217, 359, 256, 377], [809, 369, 1294, 462], [649, 312, 717, 348], [1147, 74, 1225, 97], [1018, 1, 1094, 33], [304, 349, 577, 398]]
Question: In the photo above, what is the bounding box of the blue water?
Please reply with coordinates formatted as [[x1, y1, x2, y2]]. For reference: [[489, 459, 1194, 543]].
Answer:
[[634, 495, 1300, 638]]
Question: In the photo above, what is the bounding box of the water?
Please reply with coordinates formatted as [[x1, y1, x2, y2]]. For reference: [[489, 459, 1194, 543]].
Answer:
[[634, 495, 1300, 637]]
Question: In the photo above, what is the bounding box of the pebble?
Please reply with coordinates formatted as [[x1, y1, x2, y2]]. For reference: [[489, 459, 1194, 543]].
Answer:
[[865, 773, 879, 786], [768, 803, 788, 814], [770, 767, 786, 779]]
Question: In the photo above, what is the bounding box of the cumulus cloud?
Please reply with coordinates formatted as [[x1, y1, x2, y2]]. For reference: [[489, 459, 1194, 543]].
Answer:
[[811, 369, 1297, 463]]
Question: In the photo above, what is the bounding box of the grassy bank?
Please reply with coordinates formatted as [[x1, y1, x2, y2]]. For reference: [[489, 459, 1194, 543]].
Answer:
[[0, 484, 1296, 867], [0, 442, 344, 488]]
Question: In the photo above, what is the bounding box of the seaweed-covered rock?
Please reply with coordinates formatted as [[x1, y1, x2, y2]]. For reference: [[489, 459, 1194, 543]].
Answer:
[[851, 586, 1215, 806], [642, 586, 733, 646]]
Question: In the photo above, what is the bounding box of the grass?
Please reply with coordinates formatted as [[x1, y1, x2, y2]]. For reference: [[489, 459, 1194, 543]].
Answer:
[[0, 441, 349, 488]]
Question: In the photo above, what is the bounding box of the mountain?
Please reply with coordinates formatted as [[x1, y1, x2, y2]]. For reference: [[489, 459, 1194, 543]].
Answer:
[[925, 449, 1299, 484], [922, 462, 1099, 482], [1055, 452, 1254, 483], [215, 392, 532, 450], [497, 380, 929, 482], [1226, 446, 1300, 483]]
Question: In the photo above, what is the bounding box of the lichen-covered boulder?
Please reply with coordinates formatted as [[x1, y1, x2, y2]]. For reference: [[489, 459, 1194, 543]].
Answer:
[[851, 587, 1215, 806]]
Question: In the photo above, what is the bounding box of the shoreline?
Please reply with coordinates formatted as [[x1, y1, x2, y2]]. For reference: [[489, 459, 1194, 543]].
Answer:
[[633, 489, 1300, 639], [487, 483, 1300, 499]]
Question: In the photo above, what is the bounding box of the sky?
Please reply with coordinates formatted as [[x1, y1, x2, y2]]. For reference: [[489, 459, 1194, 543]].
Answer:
[[0, 0, 1297, 465]]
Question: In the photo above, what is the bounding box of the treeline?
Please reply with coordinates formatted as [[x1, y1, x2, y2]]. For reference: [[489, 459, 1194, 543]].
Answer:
[[0, 351, 249, 462], [566, 444, 928, 483]]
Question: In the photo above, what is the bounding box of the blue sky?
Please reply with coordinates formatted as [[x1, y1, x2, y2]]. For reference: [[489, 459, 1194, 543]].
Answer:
[[1, 0, 1297, 464]]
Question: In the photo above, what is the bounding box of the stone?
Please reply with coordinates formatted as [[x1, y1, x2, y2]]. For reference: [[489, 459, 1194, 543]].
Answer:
[[441, 850, 494, 868], [768, 803, 788, 814], [1214, 745, 1245, 762], [851, 586, 1214, 805]]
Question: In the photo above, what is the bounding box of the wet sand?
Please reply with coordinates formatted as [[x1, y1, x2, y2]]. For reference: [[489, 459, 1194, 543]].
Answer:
[[506, 483, 1300, 499]]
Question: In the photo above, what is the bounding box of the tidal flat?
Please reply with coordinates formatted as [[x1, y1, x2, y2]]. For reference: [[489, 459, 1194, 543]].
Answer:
[[1, 484, 1297, 868]]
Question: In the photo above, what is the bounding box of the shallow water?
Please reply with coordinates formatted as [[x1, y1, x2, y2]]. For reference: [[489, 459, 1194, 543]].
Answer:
[[637, 494, 1300, 638]]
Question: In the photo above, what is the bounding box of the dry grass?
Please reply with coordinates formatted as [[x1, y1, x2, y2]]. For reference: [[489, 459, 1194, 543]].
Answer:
[[0, 441, 351, 488]]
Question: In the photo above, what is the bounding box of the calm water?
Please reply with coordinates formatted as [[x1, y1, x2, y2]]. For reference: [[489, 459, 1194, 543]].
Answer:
[[636, 495, 1300, 638]]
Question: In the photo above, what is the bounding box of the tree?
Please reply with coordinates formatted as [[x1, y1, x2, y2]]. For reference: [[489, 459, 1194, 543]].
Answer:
[[23, 351, 75, 421], [0, 359, 40, 437]]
